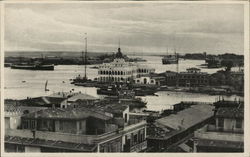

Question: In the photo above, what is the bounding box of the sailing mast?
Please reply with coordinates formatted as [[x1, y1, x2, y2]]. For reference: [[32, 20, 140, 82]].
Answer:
[[174, 32, 179, 88]]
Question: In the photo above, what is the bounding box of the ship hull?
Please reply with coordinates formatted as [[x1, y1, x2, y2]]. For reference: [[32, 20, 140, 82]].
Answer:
[[11, 65, 54, 70], [162, 59, 178, 64]]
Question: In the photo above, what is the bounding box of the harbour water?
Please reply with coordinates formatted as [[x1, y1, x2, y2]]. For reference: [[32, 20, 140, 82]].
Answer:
[[4, 55, 242, 111]]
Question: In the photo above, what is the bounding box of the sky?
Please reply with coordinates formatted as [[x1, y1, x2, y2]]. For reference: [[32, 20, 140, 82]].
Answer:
[[4, 3, 244, 55]]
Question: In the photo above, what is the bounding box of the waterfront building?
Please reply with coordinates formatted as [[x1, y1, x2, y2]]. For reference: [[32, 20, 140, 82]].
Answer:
[[4, 102, 47, 130], [134, 75, 156, 85], [5, 104, 147, 152], [178, 68, 209, 87], [194, 100, 244, 152], [97, 47, 154, 83], [164, 71, 178, 86], [5, 104, 23, 130], [147, 103, 214, 152]]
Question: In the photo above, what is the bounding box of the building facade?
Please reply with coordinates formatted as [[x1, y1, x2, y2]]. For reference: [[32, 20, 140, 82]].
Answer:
[[194, 101, 244, 152], [178, 68, 209, 87], [5, 104, 147, 153], [97, 47, 154, 83]]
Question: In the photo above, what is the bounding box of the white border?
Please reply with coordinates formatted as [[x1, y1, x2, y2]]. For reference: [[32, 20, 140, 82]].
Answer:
[[0, 1, 249, 157]]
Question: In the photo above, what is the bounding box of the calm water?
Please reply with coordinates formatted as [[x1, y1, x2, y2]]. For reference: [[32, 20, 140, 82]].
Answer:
[[4, 56, 242, 111]]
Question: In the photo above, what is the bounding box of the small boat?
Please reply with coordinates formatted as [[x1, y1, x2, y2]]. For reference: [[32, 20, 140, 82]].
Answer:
[[97, 84, 119, 96], [45, 80, 49, 92], [22, 81, 26, 83], [103, 85, 147, 109]]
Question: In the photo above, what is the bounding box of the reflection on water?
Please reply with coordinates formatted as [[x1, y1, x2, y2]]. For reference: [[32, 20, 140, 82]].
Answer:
[[4, 56, 242, 111]]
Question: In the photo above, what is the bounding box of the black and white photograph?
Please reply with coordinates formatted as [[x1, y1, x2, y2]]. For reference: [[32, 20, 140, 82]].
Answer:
[[1, 1, 249, 155]]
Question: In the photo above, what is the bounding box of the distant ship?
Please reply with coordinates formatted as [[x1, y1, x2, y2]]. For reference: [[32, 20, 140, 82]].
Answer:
[[162, 53, 179, 64], [11, 62, 54, 70]]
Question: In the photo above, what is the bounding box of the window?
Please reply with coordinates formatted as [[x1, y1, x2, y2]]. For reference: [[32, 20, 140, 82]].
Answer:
[[23, 120, 29, 129], [236, 119, 242, 129], [79, 121, 82, 130], [133, 134, 138, 144], [59, 121, 63, 130], [218, 118, 224, 128], [124, 113, 128, 123], [138, 130, 141, 143], [31, 120, 36, 129]]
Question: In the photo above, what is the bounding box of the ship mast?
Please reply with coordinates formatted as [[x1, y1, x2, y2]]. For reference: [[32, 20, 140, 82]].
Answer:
[[84, 33, 87, 79], [174, 32, 179, 88]]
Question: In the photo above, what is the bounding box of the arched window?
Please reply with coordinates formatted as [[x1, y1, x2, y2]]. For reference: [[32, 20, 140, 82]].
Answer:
[[112, 71, 114, 75], [118, 71, 120, 75], [106, 71, 108, 75], [118, 77, 120, 82], [109, 71, 111, 75], [121, 71, 123, 75], [115, 71, 117, 75]]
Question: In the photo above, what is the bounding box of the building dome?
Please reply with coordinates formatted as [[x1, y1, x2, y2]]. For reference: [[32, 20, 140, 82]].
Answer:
[[115, 47, 123, 58]]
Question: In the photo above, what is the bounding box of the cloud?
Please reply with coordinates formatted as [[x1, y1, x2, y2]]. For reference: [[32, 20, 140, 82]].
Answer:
[[4, 3, 244, 54]]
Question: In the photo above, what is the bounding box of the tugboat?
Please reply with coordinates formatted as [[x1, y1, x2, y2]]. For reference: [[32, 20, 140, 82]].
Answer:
[[103, 84, 147, 108]]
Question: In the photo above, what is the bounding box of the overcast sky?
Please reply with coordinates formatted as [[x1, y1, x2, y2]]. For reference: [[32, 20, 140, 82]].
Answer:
[[5, 3, 244, 55]]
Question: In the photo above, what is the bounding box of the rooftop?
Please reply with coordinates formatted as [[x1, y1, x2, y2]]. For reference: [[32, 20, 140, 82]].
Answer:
[[148, 104, 214, 139], [67, 93, 98, 102], [214, 100, 244, 108], [49, 92, 74, 98], [216, 107, 243, 119], [19, 97, 67, 106]]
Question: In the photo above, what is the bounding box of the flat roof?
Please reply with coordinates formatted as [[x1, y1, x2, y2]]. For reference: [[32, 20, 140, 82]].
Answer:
[[22, 107, 113, 121], [149, 104, 214, 139], [67, 93, 98, 102]]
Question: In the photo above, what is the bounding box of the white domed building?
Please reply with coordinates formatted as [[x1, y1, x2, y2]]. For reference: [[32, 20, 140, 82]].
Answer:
[[97, 47, 155, 83]]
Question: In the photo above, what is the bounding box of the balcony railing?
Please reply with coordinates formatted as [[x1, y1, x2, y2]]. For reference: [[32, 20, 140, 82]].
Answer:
[[206, 124, 244, 134], [5, 129, 120, 145], [130, 140, 147, 152], [123, 120, 147, 132]]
